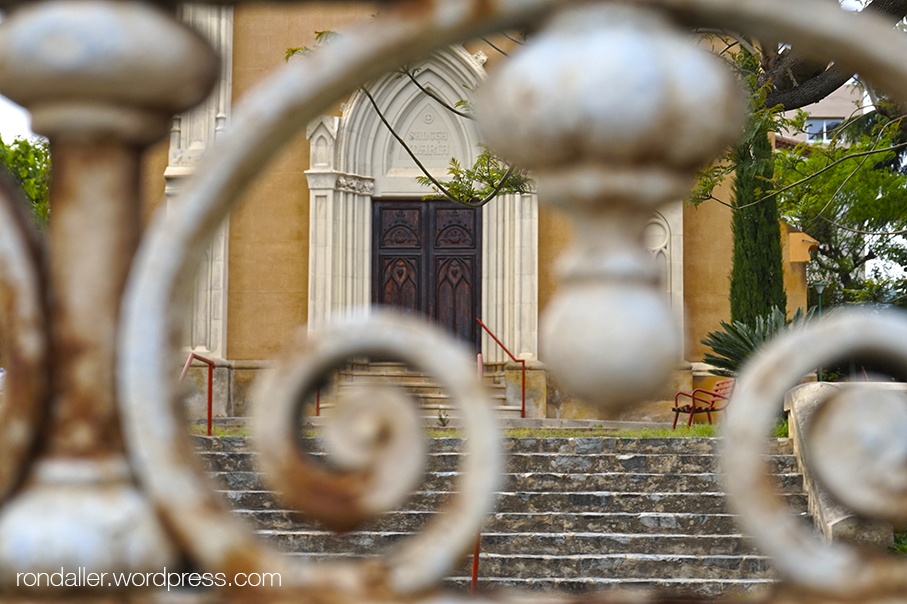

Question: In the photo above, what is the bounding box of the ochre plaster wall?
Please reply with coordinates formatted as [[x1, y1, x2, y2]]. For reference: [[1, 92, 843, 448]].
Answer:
[[782, 221, 810, 315], [684, 181, 734, 362], [684, 183, 812, 362], [227, 3, 375, 360], [140, 140, 168, 226], [538, 207, 572, 315]]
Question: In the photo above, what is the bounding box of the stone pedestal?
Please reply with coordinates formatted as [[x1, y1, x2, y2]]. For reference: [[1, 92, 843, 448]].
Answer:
[[506, 359, 547, 418]]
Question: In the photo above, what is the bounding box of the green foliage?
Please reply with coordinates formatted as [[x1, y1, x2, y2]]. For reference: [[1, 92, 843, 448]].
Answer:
[[505, 425, 716, 438], [687, 162, 734, 207], [772, 417, 789, 438], [0, 136, 50, 228], [436, 408, 450, 428], [893, 532, 907, 556], [284, 46, 311, 60], [774, 114, 907, 306], [701, 306, 813, 378], [697, 47, 789, 325], [416, 145, 532, 206], [285, 30, 341, 61], [686, 65, 807, 208], [730, 120, 788, 325]]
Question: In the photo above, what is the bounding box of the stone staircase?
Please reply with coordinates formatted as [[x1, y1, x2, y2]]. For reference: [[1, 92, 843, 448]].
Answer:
[[317, 361, 522, 420], [197, 435, 807, 598]]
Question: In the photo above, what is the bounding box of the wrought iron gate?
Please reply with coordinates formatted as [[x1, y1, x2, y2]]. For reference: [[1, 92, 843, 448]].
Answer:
[[0, 0, 906, 602]]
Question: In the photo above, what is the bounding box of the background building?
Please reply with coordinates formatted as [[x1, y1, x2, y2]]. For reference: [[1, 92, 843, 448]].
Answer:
[[143, 5, 815, 421]]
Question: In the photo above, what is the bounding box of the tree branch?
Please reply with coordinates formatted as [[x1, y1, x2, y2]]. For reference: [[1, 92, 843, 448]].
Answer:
[[401, 68, 475, 120], [362, 87, 517, 208], [758, 0, 907, 111], [818, 215, 907, 236], [735, 140, 907, 210], [500, 32, 525, 45], [481, 36, 509, 57], [762, 68, 852, 112]]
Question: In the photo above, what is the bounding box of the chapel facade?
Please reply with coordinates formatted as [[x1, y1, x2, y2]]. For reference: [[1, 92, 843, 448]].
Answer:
[[148, 4, 813, 421]]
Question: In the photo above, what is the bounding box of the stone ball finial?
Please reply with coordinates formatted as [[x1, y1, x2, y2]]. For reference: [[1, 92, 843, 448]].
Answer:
[[476, 4, 745, 416], [478, 3, 744, 183], [0, 0, 219, 143]]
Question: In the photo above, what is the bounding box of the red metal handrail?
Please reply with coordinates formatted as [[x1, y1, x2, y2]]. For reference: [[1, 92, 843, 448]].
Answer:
[[180, 353, 215, 436], [475, 318, 526, 418]]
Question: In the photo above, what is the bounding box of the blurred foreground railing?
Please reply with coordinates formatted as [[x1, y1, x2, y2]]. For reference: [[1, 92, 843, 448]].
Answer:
[[0, 1, 906, 603]]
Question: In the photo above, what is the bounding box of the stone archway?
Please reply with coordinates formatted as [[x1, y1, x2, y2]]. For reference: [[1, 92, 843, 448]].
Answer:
[[306, 45, 539, 362]]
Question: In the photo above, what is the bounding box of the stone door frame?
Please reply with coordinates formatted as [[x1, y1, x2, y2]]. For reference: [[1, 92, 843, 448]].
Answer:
[[305, 45, 540, 362]]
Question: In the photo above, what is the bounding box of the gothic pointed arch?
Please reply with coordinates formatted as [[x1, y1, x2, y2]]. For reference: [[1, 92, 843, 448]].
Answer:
[[338, 45, 484, 194], [306, 45, 539, 362]]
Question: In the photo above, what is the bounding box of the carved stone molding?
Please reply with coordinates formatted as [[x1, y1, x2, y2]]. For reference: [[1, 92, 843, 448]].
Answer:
[[306, 46, 539, 360], [164, 3, 233, 359], [645, 203, 684, 354], [337, 174, 376, 195]]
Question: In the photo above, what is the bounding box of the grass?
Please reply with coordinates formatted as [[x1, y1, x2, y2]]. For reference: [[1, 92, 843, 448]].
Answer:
[[503, 424, 719, 439], [612, 424, 719, 438], [187, 424, 249, 438]]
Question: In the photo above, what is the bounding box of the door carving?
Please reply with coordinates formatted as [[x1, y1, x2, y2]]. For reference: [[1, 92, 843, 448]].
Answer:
[[373, 200, 481, 349]]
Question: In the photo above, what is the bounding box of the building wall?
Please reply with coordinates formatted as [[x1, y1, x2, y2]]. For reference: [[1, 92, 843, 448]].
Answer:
[[151, 6, 824, 419], [782, 85, 865, 143], [226, 15, 541, 361], [683, 180, 812, 363], [782, 222, 812, 316], [227, 4, 376, 360], [168, 2, 815, 367], [141, 140, 168, 226], [537, 207, 572, 315], [683, 177, 734, 361]]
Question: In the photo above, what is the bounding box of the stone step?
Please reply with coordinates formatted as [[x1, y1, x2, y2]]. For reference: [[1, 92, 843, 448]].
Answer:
[[471, 553, 775, 581], [197, 434, 805, 599], [444, 577, 774, 598], [330, 364, 508, 410], [258, 530, 759, 556], [192, 436, 794, 456], [234, 510, 760, 535], [208, 470, 803, 495], [337, 374, 506, 390], [333, 383, 507, 400], [220, 489, 808, 515], [316, 401, 513, 413], [281, 551, 775, 581], [199, 451, 798, 475]]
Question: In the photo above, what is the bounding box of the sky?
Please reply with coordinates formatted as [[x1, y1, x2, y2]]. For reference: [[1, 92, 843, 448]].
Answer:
[[0, 95, 34, 142]]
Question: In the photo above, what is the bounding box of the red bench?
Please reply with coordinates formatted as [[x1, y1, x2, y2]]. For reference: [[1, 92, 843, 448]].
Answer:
[[672, 378, 734, 429]]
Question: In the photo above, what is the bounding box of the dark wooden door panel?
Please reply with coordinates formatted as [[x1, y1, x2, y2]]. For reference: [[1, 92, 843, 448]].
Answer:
[[379, 256, 421, 312], [373, 200, 481, 349], [434, 256, 476, 343], [380, 207, 422, 248], [434, 207, 475, 248]]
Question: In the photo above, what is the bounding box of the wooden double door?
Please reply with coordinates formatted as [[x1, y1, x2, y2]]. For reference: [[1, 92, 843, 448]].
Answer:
[[372, 200, 481, 350]]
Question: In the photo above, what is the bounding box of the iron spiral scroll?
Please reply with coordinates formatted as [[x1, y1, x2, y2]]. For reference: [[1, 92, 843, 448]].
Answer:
[[0, 0, 899, 602]]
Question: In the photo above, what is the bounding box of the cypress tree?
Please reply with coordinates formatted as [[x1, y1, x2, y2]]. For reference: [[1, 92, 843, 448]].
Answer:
[[729, 121, 787, 326]]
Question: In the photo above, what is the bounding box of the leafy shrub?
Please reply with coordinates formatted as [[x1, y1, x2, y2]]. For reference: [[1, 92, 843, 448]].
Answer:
[[701, 306, 813, 377]]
